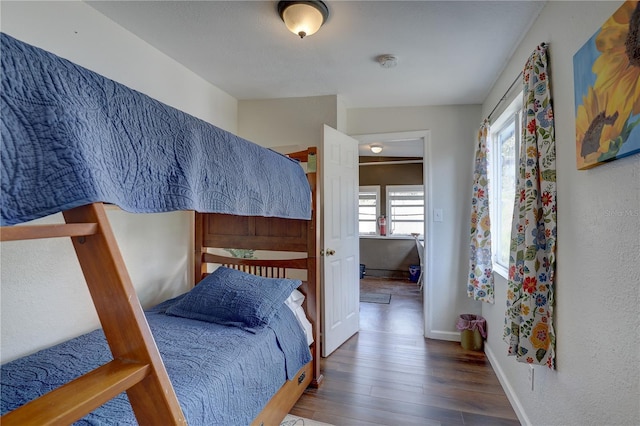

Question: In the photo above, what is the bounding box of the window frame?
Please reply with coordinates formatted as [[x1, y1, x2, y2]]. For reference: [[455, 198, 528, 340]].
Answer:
[[489, 95, 522, 278], [385, 184, 425, 237], [358, 185, 381, 236]]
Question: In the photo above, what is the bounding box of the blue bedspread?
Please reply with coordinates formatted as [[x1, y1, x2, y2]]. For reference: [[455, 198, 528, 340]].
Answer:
[[0, 297, 312, 425], [0, 33, 311, 226]]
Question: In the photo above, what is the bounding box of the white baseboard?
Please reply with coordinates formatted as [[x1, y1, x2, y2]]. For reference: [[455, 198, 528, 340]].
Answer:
[[484, 343, 531, 426], [425, 329, 460, 342]]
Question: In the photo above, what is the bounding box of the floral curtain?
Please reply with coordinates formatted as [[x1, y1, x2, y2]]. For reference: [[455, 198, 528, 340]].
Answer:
[[468, 120, 494, 303], [503, 43, 557, 369]]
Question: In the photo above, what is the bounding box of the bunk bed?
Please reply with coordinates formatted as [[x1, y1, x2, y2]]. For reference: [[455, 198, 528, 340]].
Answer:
[[0, 32, 321, 425]]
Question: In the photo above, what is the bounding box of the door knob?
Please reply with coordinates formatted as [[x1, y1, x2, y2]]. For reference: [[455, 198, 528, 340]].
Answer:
[[322, 249, 336, 256]]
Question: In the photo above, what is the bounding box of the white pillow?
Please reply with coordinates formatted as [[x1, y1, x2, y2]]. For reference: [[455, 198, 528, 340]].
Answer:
[[285, 289, 314, 345], [285, 289, 305, 309], [293, 306, 314, 345]]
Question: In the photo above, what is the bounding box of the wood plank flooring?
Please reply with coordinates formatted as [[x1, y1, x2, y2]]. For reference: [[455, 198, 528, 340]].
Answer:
[[291, 277, 519, 426]]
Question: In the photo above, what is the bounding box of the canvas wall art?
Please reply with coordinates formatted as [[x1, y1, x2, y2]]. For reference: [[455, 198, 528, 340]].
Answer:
[[573, 0, 640, 170]]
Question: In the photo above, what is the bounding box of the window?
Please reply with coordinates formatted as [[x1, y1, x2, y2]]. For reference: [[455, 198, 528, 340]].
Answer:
[[490, 96, 522, 275], [386, 185, 424, 236], [358, 186, 380, 235]]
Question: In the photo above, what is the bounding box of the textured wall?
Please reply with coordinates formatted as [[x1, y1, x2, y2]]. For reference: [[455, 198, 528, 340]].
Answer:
[[0, 2, 237, 362], [238, 95, 340, 150], [481, 2, 640, 425]]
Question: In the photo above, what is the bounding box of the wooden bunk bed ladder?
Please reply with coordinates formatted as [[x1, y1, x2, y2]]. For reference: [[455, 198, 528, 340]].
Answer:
[[1, 203, 186, 425]]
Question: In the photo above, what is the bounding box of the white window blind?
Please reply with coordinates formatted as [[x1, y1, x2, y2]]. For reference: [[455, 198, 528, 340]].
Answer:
[[358, 185, 380, 235], [386, 185, 424, 236]]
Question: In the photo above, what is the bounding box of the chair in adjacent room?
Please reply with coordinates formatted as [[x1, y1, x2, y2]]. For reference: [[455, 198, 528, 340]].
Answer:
[[413, 234, 424, 291]]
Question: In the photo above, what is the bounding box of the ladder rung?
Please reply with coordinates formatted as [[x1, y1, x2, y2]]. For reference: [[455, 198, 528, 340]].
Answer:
[[0, 223, 98, 242], [1, 359, 151, 426]]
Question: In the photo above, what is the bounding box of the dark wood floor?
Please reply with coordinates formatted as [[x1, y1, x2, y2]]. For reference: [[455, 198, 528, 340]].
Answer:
[[290, 277, 520, 426]]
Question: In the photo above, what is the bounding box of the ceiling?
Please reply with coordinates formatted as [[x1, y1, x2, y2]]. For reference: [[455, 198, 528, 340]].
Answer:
[[87, 0, 545, 110], [357, 137, 424, 158]]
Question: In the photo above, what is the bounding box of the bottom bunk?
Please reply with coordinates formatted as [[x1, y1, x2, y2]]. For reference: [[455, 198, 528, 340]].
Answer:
[[1, 267, 314, 425]]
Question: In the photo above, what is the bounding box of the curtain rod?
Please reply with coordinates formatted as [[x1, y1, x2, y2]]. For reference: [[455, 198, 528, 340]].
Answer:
[[486, 71, 523, 122]]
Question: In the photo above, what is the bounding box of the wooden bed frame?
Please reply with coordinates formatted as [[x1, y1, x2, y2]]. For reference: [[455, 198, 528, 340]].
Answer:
[[195, 147, 322, 426], [0, 147, 321, 425]]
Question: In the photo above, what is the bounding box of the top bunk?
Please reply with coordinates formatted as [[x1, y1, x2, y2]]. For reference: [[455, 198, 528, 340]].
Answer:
[[0, 32, 311, 226]]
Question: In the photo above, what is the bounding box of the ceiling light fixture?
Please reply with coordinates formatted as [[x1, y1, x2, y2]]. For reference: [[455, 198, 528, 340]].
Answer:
[[278, 1, 329, 39], [370, 144, 383, 154]]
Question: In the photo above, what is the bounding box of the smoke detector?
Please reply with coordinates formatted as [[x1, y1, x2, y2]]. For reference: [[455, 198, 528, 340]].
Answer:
[[377, 54, 398, 68]]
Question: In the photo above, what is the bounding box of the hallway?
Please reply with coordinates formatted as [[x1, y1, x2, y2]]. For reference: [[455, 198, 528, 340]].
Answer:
[[359, 276, 424, 336], [291, 277, 519, 425]]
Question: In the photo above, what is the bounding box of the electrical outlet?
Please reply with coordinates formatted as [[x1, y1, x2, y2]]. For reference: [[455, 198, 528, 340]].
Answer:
[[528, 365, 534, 391]]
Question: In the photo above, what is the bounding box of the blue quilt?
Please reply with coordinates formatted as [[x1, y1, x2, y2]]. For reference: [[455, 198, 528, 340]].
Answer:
[[0, 33, 311, 226], [0, 297, 312, 425]]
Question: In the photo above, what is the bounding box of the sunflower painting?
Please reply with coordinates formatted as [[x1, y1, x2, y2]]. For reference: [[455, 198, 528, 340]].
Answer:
[[573, 0, 640, 169]]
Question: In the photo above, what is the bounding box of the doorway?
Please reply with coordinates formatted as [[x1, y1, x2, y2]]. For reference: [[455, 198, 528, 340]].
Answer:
[[354, 130, 431, 338]]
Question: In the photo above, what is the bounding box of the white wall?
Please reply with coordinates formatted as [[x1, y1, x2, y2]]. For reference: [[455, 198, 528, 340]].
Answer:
[[481, 2, 640, 425], [239, 100, 483, 340], [238, 95, 340, 151], [0, 1, 238, 363], [347, 105, 483, 339]]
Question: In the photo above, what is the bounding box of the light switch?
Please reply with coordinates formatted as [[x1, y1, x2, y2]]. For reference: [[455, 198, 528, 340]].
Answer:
[[434, 209, 443, 222]]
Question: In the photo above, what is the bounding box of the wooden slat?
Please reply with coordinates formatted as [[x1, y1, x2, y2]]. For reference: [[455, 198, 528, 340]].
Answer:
[[201, 214, 308, 252], [1, 359, 150, 426], [304, 147, 322, 387], [0, 223, 98, 242], [199, 253, 310, 282], [223, 264, 286, 278], [287, 149, 310, 162], [195, 212, 205, 286], [202, 253, 308, 270]]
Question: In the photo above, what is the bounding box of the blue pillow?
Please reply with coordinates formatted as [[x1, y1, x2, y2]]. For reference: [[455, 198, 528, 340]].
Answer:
[[166, 267, 302, 331]]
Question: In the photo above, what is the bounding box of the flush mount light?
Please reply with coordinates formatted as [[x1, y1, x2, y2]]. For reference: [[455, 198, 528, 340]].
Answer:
[[278, 1, 329, 39], [370, 144, 383, 154]]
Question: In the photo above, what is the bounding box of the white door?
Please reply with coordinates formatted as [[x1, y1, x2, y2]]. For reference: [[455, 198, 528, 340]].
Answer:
[[321, 124, 360, 356]]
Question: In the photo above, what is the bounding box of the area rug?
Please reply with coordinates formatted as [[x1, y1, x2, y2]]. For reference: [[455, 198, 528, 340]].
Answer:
[[281, 414, 334, 426], [359, 292, 391, 304]]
